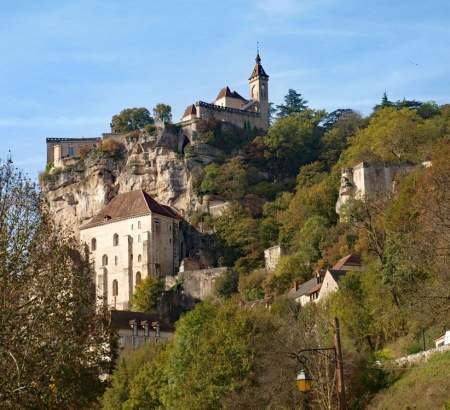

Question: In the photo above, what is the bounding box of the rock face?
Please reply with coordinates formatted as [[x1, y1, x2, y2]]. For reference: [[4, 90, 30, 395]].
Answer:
[[41, 128, 217, 237]]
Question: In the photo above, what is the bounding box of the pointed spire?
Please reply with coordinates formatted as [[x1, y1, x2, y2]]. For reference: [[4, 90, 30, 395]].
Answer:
[[249, 52, 268, 80]]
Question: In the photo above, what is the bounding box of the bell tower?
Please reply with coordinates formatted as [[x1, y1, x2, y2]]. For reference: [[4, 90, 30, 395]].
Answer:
[[249, 52, 269, 130]]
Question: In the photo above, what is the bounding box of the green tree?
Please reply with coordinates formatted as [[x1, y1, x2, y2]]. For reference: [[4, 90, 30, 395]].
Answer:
[[131, 276, 165, 313], [341, 107, 432, 165], [153, 103, 172, 124], [264, 109, 325, 178], [110, 107, 154, 133], [276, 89, 308, 117], [102, 342, 166, 410]]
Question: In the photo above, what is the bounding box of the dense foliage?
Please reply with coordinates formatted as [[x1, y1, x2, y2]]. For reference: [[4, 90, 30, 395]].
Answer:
[[131, 276, 165, 313], [0, 162, 112, 409]]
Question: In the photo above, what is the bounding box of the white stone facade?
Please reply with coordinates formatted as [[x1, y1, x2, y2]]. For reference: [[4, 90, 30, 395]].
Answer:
[[336, 162, 415, 216], [81, 211, 179, 310], [264, 245, 285, 272]]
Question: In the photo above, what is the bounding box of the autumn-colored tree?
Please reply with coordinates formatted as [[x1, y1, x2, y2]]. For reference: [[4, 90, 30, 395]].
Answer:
[[0, 161, 111, 409], [131, 276, 165, 313]]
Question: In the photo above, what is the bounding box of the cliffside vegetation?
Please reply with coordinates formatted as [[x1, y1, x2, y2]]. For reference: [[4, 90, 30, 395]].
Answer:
[[103, 92, 450, 409]]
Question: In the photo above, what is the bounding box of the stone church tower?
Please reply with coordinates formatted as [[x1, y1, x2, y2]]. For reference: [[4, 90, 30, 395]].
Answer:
[[249, 53, 270, 130], [179, 53, 270, 134]]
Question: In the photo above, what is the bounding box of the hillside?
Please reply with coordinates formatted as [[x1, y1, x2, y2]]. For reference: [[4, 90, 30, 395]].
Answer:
[[369, 351, 450, 410]]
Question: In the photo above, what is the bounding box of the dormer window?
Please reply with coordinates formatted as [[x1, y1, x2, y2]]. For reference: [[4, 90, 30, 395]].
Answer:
[[104, 215, 111, 221]]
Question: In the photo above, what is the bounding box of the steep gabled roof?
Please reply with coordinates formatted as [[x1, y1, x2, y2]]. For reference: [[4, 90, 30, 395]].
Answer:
[[332, 254, 362, 270], [215, 86, 248, 102], [80, 190, 177, 230], [249, 53, 269, 80]]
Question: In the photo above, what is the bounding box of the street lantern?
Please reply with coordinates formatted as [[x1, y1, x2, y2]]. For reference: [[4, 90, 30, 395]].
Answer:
[[296, 370, 313, 392]]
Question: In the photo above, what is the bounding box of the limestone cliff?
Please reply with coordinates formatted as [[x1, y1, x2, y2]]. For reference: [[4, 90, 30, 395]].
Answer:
[[41, 128, 222, 237]]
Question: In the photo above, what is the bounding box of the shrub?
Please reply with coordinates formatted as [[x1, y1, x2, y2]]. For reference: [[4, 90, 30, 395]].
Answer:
[[215, 270, 239, 298], [99, 139, 125, 158]]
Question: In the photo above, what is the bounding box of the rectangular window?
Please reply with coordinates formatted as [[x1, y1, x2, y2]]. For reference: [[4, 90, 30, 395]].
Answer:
[[68, 147, 75, 156], [138, 221, 141, 229]]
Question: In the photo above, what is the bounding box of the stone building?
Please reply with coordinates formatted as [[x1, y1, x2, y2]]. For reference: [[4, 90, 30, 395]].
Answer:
[[336, 162, 415, 216], [317, 254, 363, 301], [80, 190, 182, 310], [288, 254, 362, 306], [178, 53, 270, 139], [46, 137, 100, 168]]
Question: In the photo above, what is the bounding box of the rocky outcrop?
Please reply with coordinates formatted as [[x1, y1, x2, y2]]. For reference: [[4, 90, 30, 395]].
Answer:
[[41, 128, 210, 237]]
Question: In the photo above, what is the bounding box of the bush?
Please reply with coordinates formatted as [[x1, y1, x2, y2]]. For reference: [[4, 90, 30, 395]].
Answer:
[[215, 269, 239, 298], [131, 276, 165, 313], [99, 139, 125, 159]]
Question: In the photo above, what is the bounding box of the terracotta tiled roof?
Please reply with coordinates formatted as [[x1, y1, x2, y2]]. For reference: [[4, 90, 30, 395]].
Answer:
[[182, 104, 197, 118], [249, 53, 269, 80], [80, 190, 177, 230], [215, 86, 248, 102], [332, 254, 362, 270]]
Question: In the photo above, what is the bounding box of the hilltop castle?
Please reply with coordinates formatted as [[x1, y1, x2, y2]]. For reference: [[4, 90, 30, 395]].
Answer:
[[178, 53, 270, 137], [46, 53, 270, 167]]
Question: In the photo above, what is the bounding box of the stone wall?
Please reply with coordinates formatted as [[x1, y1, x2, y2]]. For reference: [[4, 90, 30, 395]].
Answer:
[[336, 162, 416, 215], [393, 344, 450, 368], [264, 245, 285, 272], [177, 267, 229, 301]]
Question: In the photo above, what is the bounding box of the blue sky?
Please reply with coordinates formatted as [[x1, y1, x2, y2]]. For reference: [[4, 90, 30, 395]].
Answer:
[[1, 0, 449, 178]]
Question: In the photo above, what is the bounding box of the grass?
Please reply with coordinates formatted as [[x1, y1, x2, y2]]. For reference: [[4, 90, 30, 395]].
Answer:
[[368, 350, 450, 410]]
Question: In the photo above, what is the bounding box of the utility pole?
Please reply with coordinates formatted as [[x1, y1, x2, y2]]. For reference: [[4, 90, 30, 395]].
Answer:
[[334, 317, 346, 410]]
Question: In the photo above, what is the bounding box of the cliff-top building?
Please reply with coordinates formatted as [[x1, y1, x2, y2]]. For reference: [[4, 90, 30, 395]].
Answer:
[[80, 190, 182, 310], [179, 53, 270, 137]]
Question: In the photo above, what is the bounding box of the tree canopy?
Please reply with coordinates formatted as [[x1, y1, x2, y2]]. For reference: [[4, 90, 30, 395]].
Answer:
[[110, 107, 154, 133]]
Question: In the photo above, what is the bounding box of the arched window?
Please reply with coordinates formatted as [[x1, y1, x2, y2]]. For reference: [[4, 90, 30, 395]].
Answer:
[[91, 238, 97, 251], [102, 254, 108, 266], [138, 254, 142, 262], [112, 279, 118, 297], [114, 256, 118, 266], [135, 272, 142, 286], [138, 234, 141, 243], [138, 221, 141, 229], [113, 233, 119, 246]]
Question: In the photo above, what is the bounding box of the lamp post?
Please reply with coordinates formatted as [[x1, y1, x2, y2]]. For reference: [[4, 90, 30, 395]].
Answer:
[[293, 318, 347, 410]]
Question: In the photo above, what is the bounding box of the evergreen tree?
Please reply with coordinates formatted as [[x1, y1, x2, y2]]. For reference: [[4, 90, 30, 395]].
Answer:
[[276, 89, 308, 118], [381, 91, 393, 107]]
